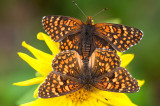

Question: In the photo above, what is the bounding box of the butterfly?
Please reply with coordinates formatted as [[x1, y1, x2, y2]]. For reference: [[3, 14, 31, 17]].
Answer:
[[38, 49, 139, 98], [42, 16, 143, 60]]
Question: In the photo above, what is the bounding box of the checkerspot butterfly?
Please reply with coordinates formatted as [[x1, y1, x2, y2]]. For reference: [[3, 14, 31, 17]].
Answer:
[[42, 15, 143, 61], [38, 49, 139, 98]]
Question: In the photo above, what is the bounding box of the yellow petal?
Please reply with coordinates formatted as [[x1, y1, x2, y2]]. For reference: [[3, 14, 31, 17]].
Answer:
[[94, 89, 137, 106], [88, 97, 98, 106], [90, 91, 108, 104], [96, 100, 109, 106], [13, 77, 44, 86], [138, 80, 145, 87], [36, 60, 53, 76], [37, 32, 59, 57], [22, 41, 54, 62], [76, 101, 90, 106], [121, 54, 134, 67], [67, 99, 73, 106], [18, 52, 52, 76], [21, 96, 66, 106], [117, 51, 123, 56]]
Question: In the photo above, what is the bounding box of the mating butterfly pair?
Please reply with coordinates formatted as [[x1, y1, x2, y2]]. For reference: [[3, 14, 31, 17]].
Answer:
[[38, 15, 143, 98]]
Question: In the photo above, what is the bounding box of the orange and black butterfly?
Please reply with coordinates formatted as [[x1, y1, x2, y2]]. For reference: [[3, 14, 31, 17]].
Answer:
[[38, 49, 139, 98], [42, 15, 143, 61]]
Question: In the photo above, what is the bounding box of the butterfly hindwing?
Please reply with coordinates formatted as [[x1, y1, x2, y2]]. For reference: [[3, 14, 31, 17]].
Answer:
[[52, 50, 83, 78], [39, 50, 84, 98], [94, 23, 143, 52], [42, 16, 84, 42], [89, 48, 121, 77], [38, 71, 82, 98], [93, 67, 139, 93], [92, 35, 116, 53]]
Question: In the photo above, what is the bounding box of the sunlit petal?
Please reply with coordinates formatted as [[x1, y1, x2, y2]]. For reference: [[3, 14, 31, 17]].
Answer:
[[121, 54, 134, 67], [67, 99, 73, 106], [22, 41, 53, 62], [13, 77, 44, 86], [138, 80, 145, 87], [88, 97, 98, 106], [96, 100, 108, 106], [90, 91, 108, 104], [37, 32, 59, 56], [18, 52, 52, 76], [97, 90, 137, 106], [76, 101, 90, 106], [117, 51, 123, 56], [21, 96, 66, 106]]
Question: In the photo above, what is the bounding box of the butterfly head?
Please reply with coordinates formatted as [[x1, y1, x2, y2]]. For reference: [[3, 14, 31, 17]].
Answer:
[[85, 16, 94, 25]]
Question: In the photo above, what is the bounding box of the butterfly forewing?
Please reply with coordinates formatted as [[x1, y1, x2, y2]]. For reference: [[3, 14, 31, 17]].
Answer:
[[38, 71, 82, 98], [93, 67, 139, 93], [89, 49, 121, 77], [52, 50, 83, 78], [94, 23, 143, 52], [42, 16, 84, 42]]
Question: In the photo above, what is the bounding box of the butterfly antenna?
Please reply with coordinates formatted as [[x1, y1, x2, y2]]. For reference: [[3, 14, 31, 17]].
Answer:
[[92, 8, 108, 18], [72, 1, 87, 18]]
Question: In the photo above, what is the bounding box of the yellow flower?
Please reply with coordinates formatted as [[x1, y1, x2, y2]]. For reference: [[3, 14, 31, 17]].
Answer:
[[14, 32, 145, 106]]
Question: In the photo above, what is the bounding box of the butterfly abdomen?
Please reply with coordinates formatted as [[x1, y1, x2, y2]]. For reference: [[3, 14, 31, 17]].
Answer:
[[82, 25, 93, 62]]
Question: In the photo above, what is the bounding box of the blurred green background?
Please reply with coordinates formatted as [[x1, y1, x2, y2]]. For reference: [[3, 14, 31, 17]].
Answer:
[[0, 0, 160, 106]]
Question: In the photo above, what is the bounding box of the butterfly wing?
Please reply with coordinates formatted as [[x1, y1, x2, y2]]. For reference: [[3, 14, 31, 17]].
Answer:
[[89, 48, 121, 77], [92, 35, 116, 53], [93, 67, 140, 93], [59, 33, 83, 57], [42, 16, 84, 42], [52, 50, 83, 78], [38, 50, 84, 98], [38, 71, 82, 98], [94, 23, 143, 52]]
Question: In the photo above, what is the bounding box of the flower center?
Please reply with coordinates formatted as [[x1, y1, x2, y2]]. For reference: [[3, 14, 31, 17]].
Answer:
[[66, 87, 91, 102]]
